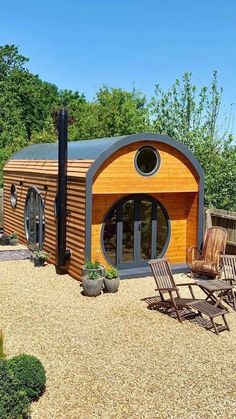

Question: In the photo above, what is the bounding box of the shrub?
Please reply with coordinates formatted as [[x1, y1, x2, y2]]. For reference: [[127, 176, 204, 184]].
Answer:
[[0, 360, 30, 418], [8, 354, 46, 401], [0, 330, 6, 360]]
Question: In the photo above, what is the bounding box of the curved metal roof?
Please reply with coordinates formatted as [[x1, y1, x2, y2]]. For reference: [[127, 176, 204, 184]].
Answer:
[[10, 133, 204, 182], [11, 136, 126, 160]]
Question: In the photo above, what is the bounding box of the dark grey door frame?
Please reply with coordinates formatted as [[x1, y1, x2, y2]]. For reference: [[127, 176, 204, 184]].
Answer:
[[102, 194, 171, 269]]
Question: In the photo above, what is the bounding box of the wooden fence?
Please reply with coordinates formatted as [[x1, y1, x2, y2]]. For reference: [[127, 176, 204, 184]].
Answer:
[[205, 208, 236, 255], [0, 189, 2, 230]]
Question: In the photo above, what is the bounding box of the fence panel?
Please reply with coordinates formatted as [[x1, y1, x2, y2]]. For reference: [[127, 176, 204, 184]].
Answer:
[[204, 208, 236, 255], [0, 189, 3, 229]]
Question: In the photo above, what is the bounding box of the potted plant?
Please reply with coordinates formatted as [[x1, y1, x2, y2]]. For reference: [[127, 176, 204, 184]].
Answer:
[[0, 233, 10, 246], [82, 259, 105, 277], [104, 266, 120, 293], [9, 231, 18, 246], [82, 270, 104, 297], [32, 249, 50, 267]]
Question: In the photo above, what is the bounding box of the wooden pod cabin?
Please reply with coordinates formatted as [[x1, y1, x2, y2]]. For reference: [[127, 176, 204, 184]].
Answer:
[[3, 133, 204, 279]]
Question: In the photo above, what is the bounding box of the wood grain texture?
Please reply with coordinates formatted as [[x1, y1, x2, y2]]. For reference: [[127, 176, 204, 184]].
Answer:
[[3, 169, 87, 281], [91, 192, 198, 266], [4, 160, 93, 178], [92, 141, 199, 194]]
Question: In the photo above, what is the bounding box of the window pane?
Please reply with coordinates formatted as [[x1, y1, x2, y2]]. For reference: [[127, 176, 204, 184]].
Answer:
[[122, 200, 134, 262], [103, 208, 117, 264], [140, 200, 152, 260], [136, 147, 159, 175], [25, 189, 45, 248], [157, 204, 168, 256]]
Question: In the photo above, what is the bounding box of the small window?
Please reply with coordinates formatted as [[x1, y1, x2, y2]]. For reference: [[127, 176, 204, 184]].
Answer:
[[10, 184, 17, 208], [24, 188, 45, 249], [135, 146, 160, 176]]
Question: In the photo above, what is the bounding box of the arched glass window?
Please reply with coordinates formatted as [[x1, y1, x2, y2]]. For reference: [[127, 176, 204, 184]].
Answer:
[[24, 188, 45, 249], [103, 194, 170, 268]]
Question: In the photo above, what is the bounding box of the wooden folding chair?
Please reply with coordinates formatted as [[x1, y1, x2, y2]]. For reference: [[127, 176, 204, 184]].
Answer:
[[220, 254, 236, 310], [148, 258, 230, 334]]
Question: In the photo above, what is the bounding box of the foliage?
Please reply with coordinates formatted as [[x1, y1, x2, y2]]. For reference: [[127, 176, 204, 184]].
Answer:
[[105, 266, 119, 279], [10, 231, 18, 240], [87, 271, 101, 280], [32, 249, 50, 261], [0, 331, 6, 360], [0, 43, 235, 210], [7, 354, 46, 402], [0, 360, 30, 419], [84, 259, 102, 269], [150, 71, 236, 210]]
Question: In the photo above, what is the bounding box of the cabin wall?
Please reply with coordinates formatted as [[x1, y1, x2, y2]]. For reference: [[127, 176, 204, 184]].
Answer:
[[91, 141, 200, 267], [93, 141, 199, 194], [3, 160, 93, 281], [91, 192, 198, 266]]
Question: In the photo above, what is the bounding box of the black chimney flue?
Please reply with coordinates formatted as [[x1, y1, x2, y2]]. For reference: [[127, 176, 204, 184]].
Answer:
[[56, 108, 71, 270]]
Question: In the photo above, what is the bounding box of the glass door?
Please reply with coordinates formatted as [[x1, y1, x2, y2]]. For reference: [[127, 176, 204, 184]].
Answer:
[[103, 194, 169, 269]]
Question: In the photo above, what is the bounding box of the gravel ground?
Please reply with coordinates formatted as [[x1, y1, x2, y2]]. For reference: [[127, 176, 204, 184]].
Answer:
[[1, 260, 236, 419]]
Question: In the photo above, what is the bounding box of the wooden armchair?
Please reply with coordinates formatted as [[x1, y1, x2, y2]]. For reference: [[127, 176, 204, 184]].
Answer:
[[187, 227, 227, 278]]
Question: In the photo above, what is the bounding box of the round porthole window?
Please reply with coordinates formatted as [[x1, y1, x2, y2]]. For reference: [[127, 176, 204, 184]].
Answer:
[[135, 146, 160, 176], [10, 184, 17, 208]]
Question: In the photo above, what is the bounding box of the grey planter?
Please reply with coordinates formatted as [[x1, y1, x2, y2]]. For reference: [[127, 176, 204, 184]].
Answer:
[[82, 265, 105, 277], [0, 237, 10, 245], [10, 238, 18, 246], [104, 277, 120, 293], [82, 277, 104, 297], [33, 257, 45, 267]]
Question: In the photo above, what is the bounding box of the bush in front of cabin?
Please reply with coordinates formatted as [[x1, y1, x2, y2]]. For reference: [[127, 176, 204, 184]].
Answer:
[[8, 354, 46, 401], [0, 360, 30, 419]]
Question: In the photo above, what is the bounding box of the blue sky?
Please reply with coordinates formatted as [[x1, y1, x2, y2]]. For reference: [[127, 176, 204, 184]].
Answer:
[[1, 0, 236, 133]]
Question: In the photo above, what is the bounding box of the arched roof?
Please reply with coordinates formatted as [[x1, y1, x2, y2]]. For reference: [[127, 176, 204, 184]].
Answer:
[[11, 136, 125, 161], [11, 132, 204, 179]]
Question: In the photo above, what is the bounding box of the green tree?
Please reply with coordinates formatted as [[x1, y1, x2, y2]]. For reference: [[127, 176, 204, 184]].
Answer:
[[65, 86, 149, 140], [150, 72, 236, 210]]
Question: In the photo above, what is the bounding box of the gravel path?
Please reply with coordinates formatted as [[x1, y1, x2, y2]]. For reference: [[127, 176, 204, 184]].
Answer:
[[1, 260, 236, 418], [0, 244, 30, 261], [0, 249, 31, 261]]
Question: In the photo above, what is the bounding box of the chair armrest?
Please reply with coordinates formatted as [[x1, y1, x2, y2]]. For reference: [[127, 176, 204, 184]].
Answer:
[[177, 283, 197, 287], [158, 287, 178, 293], [186, 246, 201, 267]]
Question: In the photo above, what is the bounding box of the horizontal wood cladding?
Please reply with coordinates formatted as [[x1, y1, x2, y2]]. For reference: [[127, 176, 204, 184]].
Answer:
[[92, 141, 199, 194], [186, 193, 199, 252], [3, 171, 87, 281], [91, 192, 198, 266], [4, 160, 94, 178]]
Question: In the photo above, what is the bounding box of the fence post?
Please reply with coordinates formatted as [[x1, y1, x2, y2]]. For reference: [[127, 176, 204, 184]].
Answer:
[[205, 208, 212, 231]]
